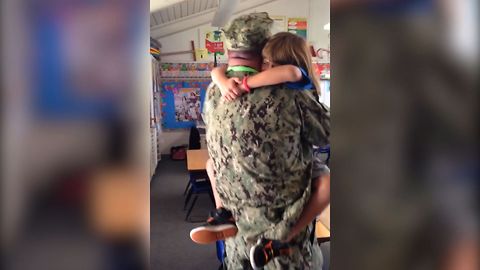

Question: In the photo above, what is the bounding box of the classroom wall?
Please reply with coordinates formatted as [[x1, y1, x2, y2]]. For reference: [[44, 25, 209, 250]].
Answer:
[[154, 0, 329, 154], [157, 0, 329, 62], [158, 129, 191, 155], [308, 0, 330, 50]]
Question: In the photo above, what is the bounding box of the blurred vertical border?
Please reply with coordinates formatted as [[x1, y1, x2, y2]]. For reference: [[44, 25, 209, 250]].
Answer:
[[2, 0, 150, 269], [331, 0, 478, 269]]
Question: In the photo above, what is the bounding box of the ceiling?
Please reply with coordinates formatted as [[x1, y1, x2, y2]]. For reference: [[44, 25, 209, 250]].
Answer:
[[150, 0, 220, 27], [150, 0, 278, 39], [150, 0, 186, 13]]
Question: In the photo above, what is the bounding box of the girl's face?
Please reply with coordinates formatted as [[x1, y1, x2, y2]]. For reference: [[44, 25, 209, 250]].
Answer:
[[261, 57, 272, 71], [261, 51, 276, 71]]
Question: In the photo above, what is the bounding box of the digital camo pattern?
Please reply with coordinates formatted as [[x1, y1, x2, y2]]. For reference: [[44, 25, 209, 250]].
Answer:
[[203, 70, 330, 269], [223, 224, 323, 270], [222, 12, 274, 52]]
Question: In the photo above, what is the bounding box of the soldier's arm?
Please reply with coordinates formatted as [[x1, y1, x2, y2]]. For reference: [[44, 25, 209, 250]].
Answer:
[[297, 91, 330, 146]]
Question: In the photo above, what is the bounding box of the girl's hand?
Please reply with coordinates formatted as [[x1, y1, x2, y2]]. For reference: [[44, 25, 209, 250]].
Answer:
[[219, 78, 243, 102]]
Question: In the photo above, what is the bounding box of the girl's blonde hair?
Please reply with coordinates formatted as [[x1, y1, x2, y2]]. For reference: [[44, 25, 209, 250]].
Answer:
[[262, 32, 320, 95]]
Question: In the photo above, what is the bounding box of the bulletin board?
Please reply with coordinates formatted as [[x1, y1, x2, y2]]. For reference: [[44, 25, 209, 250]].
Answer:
[[160, 62, 214, 78], [161, 80, 211, 129]]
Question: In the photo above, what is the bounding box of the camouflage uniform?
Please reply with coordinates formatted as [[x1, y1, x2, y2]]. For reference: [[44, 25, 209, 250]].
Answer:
[[222, 12, 273, 52], [203, 12, 330, 269]]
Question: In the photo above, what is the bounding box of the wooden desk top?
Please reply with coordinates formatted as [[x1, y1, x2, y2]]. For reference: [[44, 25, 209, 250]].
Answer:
[[316, 220, 330, 239], [316, 204, 330, 239], [186, 149, 210, 171]]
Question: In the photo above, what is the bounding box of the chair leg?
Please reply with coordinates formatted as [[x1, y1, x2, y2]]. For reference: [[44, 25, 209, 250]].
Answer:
[[185, 195, 198, 221], [184, 188, 193, 210], [208, 190, 216, 206], [183, 181, 191, 196]]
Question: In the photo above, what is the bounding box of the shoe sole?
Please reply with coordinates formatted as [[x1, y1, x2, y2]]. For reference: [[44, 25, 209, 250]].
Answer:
[[249, 245, 262, 270], [190, 225, 238, 244], [249, 240, 291, 269]]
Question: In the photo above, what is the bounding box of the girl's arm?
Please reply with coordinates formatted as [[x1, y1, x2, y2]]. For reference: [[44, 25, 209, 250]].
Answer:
[[211, 66, 242, 101], [210, 66, 228, 86], [244, 65, 302, 89]]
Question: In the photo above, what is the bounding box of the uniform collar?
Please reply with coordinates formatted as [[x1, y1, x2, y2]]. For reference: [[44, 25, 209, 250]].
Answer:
[[226, 66, 259, 74]]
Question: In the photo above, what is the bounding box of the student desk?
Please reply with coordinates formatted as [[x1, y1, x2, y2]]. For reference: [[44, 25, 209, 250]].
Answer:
[[316, 220, 330, 242], [186, 149, 210, 171], [316, 205, 330, 242]]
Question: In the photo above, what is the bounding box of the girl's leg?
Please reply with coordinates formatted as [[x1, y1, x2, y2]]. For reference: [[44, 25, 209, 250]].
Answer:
[[206, 158, 223, 209], [285, 173, 330, 242], [190, 159, 237, 245]]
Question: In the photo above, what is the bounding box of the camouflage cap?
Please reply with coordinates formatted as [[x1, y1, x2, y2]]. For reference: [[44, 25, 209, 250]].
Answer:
[[222, 12, 274, 52]]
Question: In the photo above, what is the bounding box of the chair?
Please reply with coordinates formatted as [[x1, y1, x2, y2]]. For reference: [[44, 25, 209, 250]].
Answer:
[[320, 241, 330, 270], [184, 171, 215, 221], [183, 169, 209, 210], [183, 126, 202, 196], [316, 145, 330, 165]]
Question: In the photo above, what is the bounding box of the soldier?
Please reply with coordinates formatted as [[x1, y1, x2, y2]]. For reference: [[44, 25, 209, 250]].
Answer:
[[202, 12, 329, 269]]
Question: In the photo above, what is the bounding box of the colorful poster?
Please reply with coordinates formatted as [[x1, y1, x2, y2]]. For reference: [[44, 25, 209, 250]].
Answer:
[[174, 88, 202, 122], [288, 18, 307, 39], [205, 30, 225, 53], [199, 27, 228, 62]]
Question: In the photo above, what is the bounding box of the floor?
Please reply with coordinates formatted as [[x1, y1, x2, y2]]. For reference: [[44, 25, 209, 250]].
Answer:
[[150, 156, 219, 270], [150, 156, 330, 270]]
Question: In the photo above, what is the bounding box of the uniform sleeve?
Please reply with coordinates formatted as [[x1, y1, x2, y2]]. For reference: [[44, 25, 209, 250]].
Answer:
[[201, 82, 217, 126], [296, 91, 330, 146]]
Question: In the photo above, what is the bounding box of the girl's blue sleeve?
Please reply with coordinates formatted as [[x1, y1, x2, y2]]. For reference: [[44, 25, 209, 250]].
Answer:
[[285, 67, 313, 90]]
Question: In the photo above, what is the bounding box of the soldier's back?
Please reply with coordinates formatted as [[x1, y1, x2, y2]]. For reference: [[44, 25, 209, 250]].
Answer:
[[205, 83, 314, 209]]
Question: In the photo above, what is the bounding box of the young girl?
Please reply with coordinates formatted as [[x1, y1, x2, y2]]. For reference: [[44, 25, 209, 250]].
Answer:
[[190, 32, 330, 269], [213, 32, 320, 101]]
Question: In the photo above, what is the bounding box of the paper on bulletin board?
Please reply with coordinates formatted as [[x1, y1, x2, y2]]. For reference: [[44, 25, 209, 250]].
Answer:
[[173, 88, 202, 122], [195, 48, 209, 61], [288, 17, 307, 39], [161, 80, 211, 129], [270, 16, 287, 35], [199, 26, 228, 62]]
